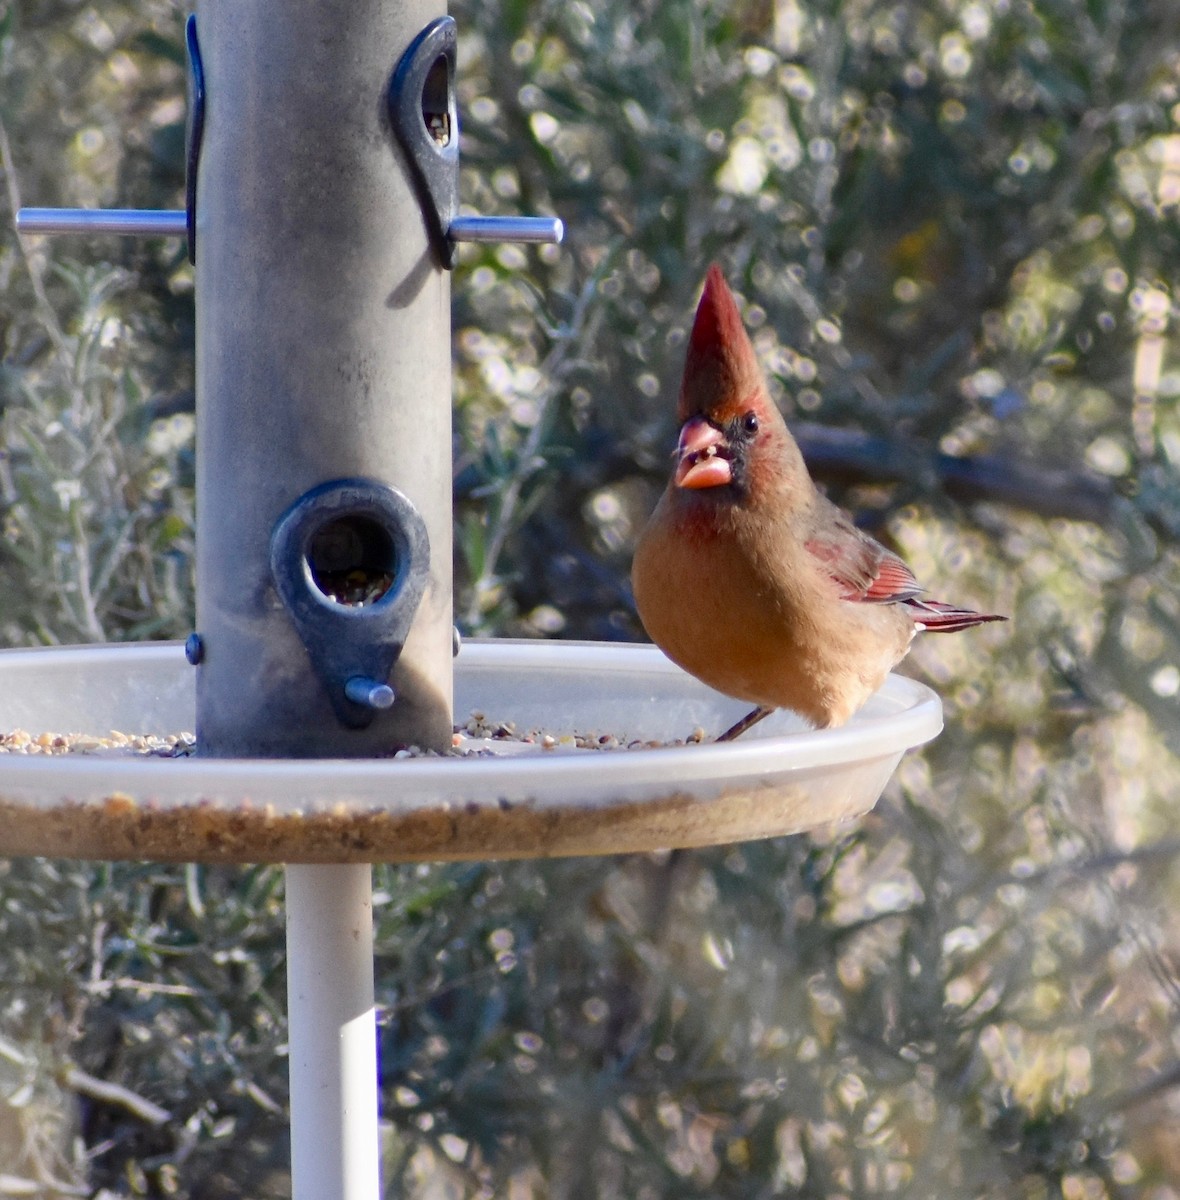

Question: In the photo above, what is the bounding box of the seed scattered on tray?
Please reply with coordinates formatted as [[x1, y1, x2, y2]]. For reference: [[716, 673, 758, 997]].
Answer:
[[0, 729, 197, 757], [0, 716, 714, 758]]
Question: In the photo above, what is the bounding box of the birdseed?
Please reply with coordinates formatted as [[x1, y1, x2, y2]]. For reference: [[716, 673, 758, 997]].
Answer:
[[0, 716, 712, 759]]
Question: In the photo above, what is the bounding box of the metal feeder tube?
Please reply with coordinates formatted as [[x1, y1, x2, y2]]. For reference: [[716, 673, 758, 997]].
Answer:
[[194, 0, 453, 759]]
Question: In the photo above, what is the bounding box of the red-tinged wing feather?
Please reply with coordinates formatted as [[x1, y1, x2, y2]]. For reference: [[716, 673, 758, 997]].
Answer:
[[805, 527, 925, 605], [805, 529, 1006, 628], [858, 553, 925, 602]]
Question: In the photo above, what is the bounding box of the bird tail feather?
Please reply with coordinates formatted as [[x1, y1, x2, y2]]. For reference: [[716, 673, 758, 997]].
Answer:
[[909, 599, 1006, 632]]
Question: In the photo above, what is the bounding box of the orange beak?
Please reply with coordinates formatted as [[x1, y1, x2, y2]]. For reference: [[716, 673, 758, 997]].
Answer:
[[674, 415, 733, 489]]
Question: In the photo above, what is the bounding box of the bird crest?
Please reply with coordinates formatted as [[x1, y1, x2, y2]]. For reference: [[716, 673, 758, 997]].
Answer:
[[677, 265, 770, 427]]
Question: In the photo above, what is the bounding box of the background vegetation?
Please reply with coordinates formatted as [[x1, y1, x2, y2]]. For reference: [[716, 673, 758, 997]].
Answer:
[[0, 0, 1179, 1195]]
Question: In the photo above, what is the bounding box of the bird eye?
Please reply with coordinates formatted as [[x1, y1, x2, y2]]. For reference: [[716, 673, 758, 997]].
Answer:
[[742, 411, 759, 434]]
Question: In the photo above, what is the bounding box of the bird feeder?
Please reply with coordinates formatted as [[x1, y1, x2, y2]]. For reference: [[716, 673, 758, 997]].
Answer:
[[8, 3, 943, 1197]]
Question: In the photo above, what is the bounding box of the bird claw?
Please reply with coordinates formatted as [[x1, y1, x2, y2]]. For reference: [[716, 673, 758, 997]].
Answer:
[[715, 706, 774, 742]]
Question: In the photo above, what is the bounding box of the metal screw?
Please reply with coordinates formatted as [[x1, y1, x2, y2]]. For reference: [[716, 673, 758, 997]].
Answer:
[[184, 633, 204, 665], [344, 676, 396, 710]]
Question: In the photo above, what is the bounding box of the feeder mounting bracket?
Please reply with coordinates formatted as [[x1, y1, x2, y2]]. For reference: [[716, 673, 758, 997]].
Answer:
[[184, 14, 205, 265], [16, 13, 563, 259], [389, 16, 563, 268]]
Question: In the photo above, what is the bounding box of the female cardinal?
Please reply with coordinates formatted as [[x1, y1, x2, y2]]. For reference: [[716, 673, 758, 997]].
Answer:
[[631, 265, 1004, 739]]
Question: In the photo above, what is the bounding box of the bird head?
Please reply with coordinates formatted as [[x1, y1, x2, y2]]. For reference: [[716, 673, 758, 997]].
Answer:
[[672, 265, 794, 497]]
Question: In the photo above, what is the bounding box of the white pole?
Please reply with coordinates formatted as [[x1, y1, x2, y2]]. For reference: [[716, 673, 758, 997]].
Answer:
[[285, 864, 380, 1200]]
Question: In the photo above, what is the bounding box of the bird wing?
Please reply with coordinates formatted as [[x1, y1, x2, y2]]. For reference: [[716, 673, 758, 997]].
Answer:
[[804, 515, 925, 605], [804, 513, 1006, 631]]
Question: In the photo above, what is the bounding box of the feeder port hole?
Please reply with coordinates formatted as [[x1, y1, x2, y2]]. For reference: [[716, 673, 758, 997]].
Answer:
[[421, 54, 452, 146], [306, 514, 398, 608]]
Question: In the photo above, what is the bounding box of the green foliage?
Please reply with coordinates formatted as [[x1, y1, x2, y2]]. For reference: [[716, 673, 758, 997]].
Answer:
[[1, 0, 1180, 1197], [0, 0, 194, 652], [0, 260, 194, 645]]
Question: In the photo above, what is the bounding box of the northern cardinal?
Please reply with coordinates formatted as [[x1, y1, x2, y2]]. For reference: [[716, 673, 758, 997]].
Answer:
[[631, 265, 1004, 739]]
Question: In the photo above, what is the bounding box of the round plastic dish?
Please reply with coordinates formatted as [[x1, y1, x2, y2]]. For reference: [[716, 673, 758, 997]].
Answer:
[[0, 640, 942, 863]]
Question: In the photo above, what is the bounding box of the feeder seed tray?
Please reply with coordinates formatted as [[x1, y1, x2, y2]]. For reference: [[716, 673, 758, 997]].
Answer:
[[0, 639, 941, 864]]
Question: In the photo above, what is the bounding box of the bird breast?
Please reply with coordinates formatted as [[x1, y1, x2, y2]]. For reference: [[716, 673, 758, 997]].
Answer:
[[632, 493, 913, 726]]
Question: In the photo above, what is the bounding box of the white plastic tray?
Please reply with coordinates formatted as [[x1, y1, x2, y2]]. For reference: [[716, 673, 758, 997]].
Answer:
[[0, 640, 941, 862]]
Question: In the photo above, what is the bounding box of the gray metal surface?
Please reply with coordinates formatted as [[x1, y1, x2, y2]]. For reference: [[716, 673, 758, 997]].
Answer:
[[193, 0, 453, 756], [450, 215, 564, 244]]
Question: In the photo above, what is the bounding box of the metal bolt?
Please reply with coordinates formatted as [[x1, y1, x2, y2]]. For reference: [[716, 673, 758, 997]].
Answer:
[[184, 633, 205, 665], [344, 676, 396, 710]]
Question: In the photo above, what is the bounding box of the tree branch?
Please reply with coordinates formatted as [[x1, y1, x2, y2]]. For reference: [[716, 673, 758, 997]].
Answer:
[[63, 1065, 171, 1126], [794, 423, 1119, 526]]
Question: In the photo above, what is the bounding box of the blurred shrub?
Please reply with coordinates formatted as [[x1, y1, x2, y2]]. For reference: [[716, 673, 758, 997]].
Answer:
[[2, 0, 1180, 1197]]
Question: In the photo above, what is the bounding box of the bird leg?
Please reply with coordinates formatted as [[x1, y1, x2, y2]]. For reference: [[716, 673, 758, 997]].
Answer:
[[716, 705, 775, 742]]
